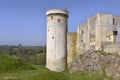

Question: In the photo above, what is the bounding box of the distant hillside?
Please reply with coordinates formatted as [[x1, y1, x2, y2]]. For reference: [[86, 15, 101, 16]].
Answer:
[[0, 54, 35, 73]]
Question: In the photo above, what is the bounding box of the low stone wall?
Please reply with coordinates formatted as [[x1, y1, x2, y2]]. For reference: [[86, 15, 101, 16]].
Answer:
[[103, 43, 120, 55]]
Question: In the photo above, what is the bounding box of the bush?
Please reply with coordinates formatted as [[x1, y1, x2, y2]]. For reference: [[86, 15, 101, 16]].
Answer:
[[21, 53, 46, 65]]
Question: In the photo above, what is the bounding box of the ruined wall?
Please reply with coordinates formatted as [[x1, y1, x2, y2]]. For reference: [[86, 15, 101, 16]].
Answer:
[[87, 17, 96, 48], [77, 13, 120, 52], [76, 26, 80, 54], [95, 13, 115, 50], [76, 15, 96, 54], [76, 24, 88, 54], [96, 13, 113, 26], [114, 16, 120, 42], [103, 43, 120, 55], [67, 32, 77, 68], [71, 13, 120, 78]]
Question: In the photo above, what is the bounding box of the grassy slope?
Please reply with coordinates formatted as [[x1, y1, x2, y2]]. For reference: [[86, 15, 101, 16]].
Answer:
[[0, 54, 113, 80], [0, 54, 35, 74]]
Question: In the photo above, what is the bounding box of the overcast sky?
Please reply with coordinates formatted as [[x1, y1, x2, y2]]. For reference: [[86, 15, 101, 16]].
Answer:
[[0, 0, 120, 46]]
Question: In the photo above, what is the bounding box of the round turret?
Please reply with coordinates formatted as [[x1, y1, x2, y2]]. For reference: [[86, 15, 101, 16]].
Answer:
[[46, 9, 68, 72], [46, 9, 68, 17]]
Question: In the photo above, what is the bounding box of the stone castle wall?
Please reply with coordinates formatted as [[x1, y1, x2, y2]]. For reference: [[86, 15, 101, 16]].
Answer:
[[102, 43, 120, 55], [76, 13, 120, 54], [46, 9, 120, 72], [67, 32, 77, 68]]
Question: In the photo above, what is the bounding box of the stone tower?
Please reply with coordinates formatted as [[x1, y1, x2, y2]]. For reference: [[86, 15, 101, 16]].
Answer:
[[46, 9, 68, 72]]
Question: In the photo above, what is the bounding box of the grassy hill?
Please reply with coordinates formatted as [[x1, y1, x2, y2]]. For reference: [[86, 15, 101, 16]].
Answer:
[[0, 54, 35, 74], [0, 54, 113, 80]]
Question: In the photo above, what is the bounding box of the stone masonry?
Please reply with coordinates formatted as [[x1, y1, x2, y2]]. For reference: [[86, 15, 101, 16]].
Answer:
[[77, 13, 120, 55], [46, 9, 120, 72]]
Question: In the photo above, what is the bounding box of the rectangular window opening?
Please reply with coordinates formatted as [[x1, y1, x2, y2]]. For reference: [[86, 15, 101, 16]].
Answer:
[[113, 18, 115, 25], [51, 16, 53, 19], [113, 31, 117, 36], [81, 31, 84, 34]]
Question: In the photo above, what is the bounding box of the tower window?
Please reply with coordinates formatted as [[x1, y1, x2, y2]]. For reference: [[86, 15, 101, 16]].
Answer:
[[51, 16, 53, 19], [52, 36, 54, 39], [113, 31, 117, 36], [58, 19, 60, 22]]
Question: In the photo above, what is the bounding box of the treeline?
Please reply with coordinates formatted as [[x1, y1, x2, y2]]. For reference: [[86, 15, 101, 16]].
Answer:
[[0, 45, 46, 65]]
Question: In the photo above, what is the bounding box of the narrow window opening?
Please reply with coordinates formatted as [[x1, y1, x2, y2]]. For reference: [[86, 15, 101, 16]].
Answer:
[[52, 36, 54, 39], [51, 16, 53, 19], [113, 31, 117, 36], [113, 18, 115, 25], [81, 31, 84, 34], [58, 19, 60, 22], [48, 29, 50, 32]]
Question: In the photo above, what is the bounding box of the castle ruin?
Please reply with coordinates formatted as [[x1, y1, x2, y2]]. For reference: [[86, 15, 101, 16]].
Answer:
[[77, 13, 120, 55], [46, 9, 120, 72]]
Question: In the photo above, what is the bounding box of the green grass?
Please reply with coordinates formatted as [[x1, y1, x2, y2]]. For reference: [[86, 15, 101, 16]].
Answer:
[[0, 66, 113, 80], [0, 54, 35, 74], [95, 50, 106, 55], [0, 54, 113, 80]]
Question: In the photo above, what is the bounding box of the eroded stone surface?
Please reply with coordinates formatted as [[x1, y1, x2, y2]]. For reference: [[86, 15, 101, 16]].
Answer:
[[69, 50, 120, 79], [67, 32, 77, 68]]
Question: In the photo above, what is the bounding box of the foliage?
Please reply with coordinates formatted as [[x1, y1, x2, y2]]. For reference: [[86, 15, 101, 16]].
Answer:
[[21, 53, 46, 65], [0, 45, 46, 65], [95, 50, 106, 55]]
